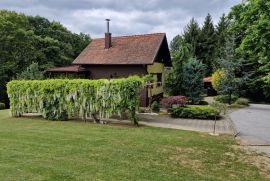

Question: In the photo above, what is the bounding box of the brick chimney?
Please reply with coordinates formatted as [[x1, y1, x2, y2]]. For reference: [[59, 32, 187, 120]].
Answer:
[[105, 19, 112, 49]]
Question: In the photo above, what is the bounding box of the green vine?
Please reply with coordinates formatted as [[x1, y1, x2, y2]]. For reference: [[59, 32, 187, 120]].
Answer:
[[7, 76, 145, 125]]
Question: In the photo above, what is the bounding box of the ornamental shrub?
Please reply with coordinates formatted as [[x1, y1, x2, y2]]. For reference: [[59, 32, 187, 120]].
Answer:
[[171, 106, 220, 120], [0, 102, 5, 110], [212, 69, 225, 91], [7, 76, 145, 125], [151, 101, 160, 113], [160, 96, 187, 108], [214, 95, 238, 104], [235, 98, 249, 106]]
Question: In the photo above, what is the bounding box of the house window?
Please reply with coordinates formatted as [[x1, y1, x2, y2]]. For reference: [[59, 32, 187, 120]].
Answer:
[[156, 73, 162, 87]]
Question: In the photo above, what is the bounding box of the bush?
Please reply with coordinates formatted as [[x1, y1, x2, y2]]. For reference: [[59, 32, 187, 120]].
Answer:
[[7, 76, 145, 125], [198, 100, 209, 105], [235, 98, 249, 106], [0, 102, 5, 110], [214, 95, 238, 104], [160, 96, 187, 108], [171, 105, 220, 120], [151, 101, 160, 113]]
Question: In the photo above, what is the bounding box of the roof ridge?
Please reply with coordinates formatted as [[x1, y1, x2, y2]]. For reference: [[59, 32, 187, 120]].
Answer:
[[93, 33, 165, 40]]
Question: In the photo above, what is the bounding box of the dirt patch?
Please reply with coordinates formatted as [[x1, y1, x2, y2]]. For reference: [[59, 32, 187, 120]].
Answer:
[[232, 145, 270, 179]]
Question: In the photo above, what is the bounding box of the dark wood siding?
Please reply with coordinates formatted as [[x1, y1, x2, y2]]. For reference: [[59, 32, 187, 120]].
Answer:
[[84, 65, 147, 79]]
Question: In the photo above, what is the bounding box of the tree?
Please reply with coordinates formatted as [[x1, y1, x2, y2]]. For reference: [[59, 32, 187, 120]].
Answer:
[[212, 37, 243, 105], [164, 39, 193, 96], [182, 18, 201, 56], [215, 14, 229, 61], [197, 14, 217, 75], [228, 0, 270, 100], [0, 10, 91, 106], [181, 58, 206, 104], [16, 62, 44, 80]]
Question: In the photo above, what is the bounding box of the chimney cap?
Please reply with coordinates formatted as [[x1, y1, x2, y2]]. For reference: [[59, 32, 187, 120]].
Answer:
[[105, 19, 110, 21]]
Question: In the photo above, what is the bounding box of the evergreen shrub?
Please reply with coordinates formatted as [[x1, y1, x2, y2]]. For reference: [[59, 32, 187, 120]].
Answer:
[[171, 105, 220, 120]]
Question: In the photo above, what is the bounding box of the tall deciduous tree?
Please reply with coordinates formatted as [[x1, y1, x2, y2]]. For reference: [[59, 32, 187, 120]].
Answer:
[[0, 10, 91, 106], [228, 0, 270, 100]]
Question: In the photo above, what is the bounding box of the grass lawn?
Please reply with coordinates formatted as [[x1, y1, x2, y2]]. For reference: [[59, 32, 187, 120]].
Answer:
[[0, 109, 268, 181]]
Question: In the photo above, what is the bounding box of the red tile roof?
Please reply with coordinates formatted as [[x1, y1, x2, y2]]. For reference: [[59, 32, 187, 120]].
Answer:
[[46, 65, 87, 73], [72, 33, 170, 65]]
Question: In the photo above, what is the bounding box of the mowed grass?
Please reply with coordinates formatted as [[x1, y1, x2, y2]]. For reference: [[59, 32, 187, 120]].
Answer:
[[0, 110, 267, 181]]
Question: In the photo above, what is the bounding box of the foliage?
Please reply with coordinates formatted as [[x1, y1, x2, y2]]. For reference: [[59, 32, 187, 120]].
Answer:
[[165, 37, 193, 96], [213, 37, 244, 104], [151, 101, 160, 113], [197, 14, 217, 75], [160, 96, 187, 108], [7, 76, 145, 125], [171, 105, 220, 120], [0, 10, 91, 106], [198, 100, 209, 105], [0, 103, 5, 110], [214, 95, 238, 104], [228, 0, 270, 99], [212, 69, 225, 91], [211, 101, 227, 115], [215, 14, 229, 61], [181, 58, 206, 104], [235, 98, 249, 106], [16, 62, 44, 80]]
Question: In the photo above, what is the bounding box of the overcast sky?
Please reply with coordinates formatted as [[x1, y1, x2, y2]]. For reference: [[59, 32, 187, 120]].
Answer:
[[0, 0, 241, 42]]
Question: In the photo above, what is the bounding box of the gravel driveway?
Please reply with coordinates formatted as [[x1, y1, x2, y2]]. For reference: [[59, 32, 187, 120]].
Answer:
[[230, 104, 270, 145]]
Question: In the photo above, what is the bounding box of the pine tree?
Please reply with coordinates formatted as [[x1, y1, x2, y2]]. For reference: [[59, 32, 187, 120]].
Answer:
[[181, 58, 206, 104], [182, 18, 201, 56], [197, 14, 217, 75], [215, 14, 229, 61]]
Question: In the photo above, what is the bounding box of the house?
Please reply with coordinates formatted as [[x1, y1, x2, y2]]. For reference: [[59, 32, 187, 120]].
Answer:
[[203, 76, 217, 96], [47, 20, 172, 107]]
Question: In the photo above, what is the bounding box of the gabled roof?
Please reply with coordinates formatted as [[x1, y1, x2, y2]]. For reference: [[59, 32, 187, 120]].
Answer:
[[72, 33, 171, 66], [46, 65, 87, 73]]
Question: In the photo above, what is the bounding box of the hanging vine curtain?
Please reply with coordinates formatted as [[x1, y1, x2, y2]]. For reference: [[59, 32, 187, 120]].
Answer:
[[7, 76, 145, 125]]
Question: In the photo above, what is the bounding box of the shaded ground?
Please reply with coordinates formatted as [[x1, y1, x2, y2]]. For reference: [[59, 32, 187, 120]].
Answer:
[[230, 104, 270, 154], [0, 109, 269, 180]]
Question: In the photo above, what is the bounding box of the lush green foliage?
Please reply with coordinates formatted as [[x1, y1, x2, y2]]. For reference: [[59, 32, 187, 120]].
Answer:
[[0, 103, 5, 110], [160, 96, 187, 108], [7, 76, 144, 125], [0, 109, 267, 180], [213, 37, 244, 104], [16, 62, 44, 80], [171, 105, 220, 120], [235, 98, 249, 106], [228, 0, 270, 100], [197, 14, 217, 75], [214, 95, 238, 104], [0, 10, 91, 106], [181, 58, 206, 104], [151, 101, 160, 113]]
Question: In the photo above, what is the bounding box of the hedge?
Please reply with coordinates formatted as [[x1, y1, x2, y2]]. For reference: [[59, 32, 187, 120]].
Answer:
[[0, 102, 5, 110], [214, 95, 238, 104], [171, 105, 220, 120], [7, 76, 145, 125]]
